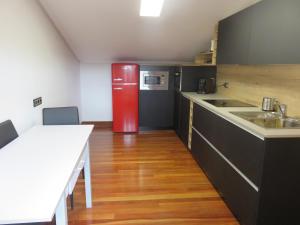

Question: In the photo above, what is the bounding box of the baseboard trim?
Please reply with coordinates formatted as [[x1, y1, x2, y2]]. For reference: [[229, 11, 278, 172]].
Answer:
[[139, 126, 174, 131], [82, 121, 112, 129], [81, 123, 174, 131]]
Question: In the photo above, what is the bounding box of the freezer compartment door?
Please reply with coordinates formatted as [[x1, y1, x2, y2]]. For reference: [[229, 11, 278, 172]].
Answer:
[[112, 84, 139, 132], [112, 64, 139, 84]]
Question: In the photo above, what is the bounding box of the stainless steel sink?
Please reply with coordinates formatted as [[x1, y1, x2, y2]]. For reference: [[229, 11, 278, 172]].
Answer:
[[231, 111, 300, 129], [204, 99, 255, 107]]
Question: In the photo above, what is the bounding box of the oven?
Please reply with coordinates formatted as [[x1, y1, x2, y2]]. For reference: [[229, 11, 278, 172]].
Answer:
[[139, 71, 169, 90]]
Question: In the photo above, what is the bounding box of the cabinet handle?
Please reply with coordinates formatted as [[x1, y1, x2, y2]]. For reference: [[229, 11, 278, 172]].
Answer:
[[114, 78, 123, 81], [113, 87, 123, 90]]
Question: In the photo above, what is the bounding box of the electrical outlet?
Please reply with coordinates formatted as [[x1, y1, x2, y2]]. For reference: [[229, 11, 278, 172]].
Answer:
[[33, 97, 42, 107]]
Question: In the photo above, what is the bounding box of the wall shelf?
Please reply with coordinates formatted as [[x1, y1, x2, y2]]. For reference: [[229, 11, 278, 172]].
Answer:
[[194, 24, 218, 66]]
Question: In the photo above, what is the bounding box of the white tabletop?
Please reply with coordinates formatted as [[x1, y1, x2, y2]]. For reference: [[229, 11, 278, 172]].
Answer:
[[0, 125, 93, 224]]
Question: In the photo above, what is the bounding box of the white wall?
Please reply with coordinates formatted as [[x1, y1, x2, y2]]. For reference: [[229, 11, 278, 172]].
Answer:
[[0, 0, 80, 133], [79, 62, 187, 122], [80, 63, 112, 121]]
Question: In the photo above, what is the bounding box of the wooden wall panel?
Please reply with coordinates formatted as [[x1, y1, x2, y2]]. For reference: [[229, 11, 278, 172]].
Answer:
[[217, 65, 300, 117]]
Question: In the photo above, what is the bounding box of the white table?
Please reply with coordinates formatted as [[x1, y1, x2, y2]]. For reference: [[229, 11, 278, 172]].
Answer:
[[0, 125, 94, 225]]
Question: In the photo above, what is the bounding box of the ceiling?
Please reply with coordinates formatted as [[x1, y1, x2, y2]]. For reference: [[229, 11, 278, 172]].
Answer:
[[40, 0, 259, 63]]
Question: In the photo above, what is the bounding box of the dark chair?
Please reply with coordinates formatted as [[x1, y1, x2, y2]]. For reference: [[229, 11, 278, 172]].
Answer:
[[43, 107, 79, 125], [0, 120, 18, 149], [42, 106, 80, 209]]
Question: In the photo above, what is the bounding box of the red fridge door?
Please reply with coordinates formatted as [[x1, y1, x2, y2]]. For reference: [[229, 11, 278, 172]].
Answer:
[[112, 63, 139, 84], [112, 84, 139, 132]]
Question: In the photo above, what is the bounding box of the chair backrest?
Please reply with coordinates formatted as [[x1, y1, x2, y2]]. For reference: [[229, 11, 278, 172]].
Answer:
[[0, 120, 19, 149], [43, 107, 80, 125]]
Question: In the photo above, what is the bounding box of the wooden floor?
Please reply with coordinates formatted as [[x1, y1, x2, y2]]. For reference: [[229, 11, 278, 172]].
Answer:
[[69, 129, 239, 225]]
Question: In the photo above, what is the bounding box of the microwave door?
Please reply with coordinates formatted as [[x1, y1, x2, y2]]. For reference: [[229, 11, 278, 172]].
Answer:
[[139, 71, 169, 90], [145, 76, 160, 85]]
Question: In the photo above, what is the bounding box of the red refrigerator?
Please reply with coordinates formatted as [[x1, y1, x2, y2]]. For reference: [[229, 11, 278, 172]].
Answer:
[[112, 63, 139, 132]]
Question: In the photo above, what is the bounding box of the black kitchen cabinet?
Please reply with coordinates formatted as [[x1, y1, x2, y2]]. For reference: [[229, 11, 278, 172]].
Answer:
[[139, 66, 176, 130], [256, 138, 300, 225], [176, 93, 190, 147], [248, 0, 300, 64], [217, 6, 253, 64], [193, 104, 265, 186], [217, 0, 300, 64], [191, 129, 259, 225], [174, 90, 180, 135], [179, 66, 216, 92], [191, 101, 300, 225]]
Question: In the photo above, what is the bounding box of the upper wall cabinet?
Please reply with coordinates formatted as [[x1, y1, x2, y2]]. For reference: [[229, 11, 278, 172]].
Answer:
[[217, 7, 253, 64], [249, 0, 300, 64], [217, 0, 300, 65]]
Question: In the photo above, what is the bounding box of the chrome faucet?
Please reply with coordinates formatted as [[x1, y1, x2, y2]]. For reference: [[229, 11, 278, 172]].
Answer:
[[274, 101, 287, 118]]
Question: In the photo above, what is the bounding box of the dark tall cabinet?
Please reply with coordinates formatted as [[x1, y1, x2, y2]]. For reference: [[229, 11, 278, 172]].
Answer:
[[174, 90, 181, 134], [175, 93, 190, 147], [139, 66, 176, 130]]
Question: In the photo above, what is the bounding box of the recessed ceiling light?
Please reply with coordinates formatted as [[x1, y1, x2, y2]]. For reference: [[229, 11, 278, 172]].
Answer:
[[140, 0, 165, 17]]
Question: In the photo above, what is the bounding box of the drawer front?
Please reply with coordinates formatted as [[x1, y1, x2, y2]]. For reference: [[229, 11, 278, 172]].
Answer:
[[191, 129, 259, 225], [193, 103, 264, 187], [191, 129, 225, 188]]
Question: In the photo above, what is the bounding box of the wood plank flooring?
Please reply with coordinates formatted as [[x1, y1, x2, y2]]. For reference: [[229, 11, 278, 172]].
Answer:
[[69, 129, 239, 225]]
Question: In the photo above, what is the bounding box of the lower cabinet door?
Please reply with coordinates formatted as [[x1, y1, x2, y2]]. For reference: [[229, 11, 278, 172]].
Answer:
[[174, 90, 181, 136], [179, 95, 190, 146], [191, 129, 259, 225], [193, 103, 264, 187]]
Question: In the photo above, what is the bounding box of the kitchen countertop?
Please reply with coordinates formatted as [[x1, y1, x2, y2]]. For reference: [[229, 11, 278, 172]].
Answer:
[[182, 92, 300, 139]]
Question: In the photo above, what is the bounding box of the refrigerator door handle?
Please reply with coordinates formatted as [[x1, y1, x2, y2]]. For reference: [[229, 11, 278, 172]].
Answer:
[[112, 83, 138, 86], [113, 87, 123, 90]]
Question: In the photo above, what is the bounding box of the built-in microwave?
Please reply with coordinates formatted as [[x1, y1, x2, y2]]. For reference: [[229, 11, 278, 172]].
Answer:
[[139, 71, 169, 90]]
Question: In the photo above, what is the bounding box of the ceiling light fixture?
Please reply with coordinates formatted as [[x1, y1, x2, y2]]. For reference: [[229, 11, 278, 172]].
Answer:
[[140, 0, 165, 17]]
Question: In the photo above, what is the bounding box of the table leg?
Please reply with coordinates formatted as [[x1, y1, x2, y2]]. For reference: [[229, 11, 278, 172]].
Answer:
[[56, 194, 68, 225], [84, 142, 92, 208]]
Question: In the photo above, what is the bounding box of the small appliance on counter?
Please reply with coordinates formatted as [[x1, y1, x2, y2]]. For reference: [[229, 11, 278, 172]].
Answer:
[[262, 97, 276, 111], [197, 78, 216, 94], [262, 97, 288, 117]]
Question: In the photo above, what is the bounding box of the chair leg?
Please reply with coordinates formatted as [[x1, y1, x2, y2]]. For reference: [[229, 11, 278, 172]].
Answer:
[[82, 168, 85, 179], [70, 193, 74, 210]]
